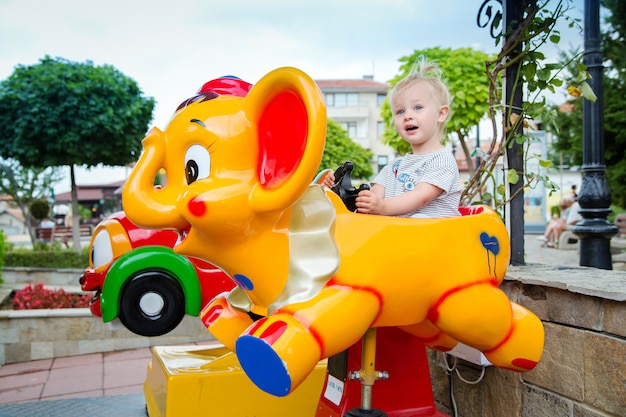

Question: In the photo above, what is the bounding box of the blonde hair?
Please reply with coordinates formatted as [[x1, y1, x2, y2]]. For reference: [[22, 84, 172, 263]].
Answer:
[[389, 57, 452, 125]]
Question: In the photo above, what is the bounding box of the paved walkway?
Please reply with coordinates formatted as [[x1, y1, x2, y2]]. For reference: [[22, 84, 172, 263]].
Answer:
[[0, 235, 618, 416]]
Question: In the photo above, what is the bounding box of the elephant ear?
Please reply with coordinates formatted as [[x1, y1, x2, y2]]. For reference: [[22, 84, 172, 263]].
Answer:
[[245, 67, 327, 213]]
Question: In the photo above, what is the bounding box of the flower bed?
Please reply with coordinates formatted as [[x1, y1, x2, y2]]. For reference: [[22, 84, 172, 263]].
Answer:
[[0, 272, 215, 366], [11, 283, 90, 310]]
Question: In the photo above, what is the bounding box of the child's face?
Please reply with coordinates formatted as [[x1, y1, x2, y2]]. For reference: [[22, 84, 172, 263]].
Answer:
[[391, 81, 449, 154]]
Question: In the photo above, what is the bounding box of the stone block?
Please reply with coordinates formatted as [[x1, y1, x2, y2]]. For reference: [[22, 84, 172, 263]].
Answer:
[[545, 288, 603, 330], [448, 364, 485, 417], [485, 367, 522, 417], [603, 299, 626, 338], [522, 385, 572, 417], [113, 337, 150, 351], [584, 332, 626, 417], [427, 349, 451, 413], [5, 343, 30, 363], [65, 317, 94, 341], [31, 341, 54, 360], [53, 340, 79, 358], [0, 326, 19, 344], [517, 284, 549, 320], [0, 344, 5, 365], [573, 403, 615, 417], [32, 318, 67, 342], [523, 322, 585, 401], [78, 339, 115, 355]]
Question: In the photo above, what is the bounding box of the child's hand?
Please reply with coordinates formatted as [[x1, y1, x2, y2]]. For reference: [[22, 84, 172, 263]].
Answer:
[[355, 189, 385, 215], [322, 171, 335, 188]]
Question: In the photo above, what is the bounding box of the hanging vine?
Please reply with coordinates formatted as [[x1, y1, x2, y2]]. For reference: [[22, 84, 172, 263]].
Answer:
[[462, 0, 594, 209]]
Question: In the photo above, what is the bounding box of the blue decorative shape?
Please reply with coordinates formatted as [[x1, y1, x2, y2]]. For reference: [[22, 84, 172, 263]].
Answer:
[[480, 232, 500, 255], [236, 335, 292, 397], [233, 273, 254, 290]]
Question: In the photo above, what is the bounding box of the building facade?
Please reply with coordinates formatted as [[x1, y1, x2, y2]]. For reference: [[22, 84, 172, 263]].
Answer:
[[315, 76, 396, 175]]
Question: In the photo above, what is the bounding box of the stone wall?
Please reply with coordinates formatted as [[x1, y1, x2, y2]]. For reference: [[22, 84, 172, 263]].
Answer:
[[427, 264, 626, 417], [0, 309, 214, 365], [2, 267, 82, 287]]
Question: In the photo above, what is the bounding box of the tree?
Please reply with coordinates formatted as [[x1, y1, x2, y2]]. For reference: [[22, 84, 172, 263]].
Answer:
[[0, 56, 155, 251], [381, 47, 494, 175], [548, 0, 626, 209], [29, 199, 51, 222], [0, 158, 63, 245], [319, 119, 374, 181]]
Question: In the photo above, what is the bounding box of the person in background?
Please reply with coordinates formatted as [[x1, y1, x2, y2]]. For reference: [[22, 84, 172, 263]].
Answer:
[[323, 58, 462, 218], [39, 217, 55, 228], [537, 197, 573, 248], [566, 199, 582, 227]]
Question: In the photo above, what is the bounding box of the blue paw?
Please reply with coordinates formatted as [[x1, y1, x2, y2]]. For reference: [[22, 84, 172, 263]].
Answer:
[[236, 335, 291, 396], [480, 232, 500, 255]]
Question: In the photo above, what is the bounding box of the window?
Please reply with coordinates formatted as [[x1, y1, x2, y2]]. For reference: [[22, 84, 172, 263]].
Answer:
[[339, 122, 357, 138], [377, 121, 385, 137], [347, 93, 359, 106], [377, 94, 386, 106], [326, 93, 359, 107]]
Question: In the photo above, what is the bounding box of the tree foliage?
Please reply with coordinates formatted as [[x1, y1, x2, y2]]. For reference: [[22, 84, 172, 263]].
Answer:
[[319, 119, 374, 180], [548, 0, 626, 208], [381, 47, 494, 174], [29, 199, 50, 221], [0, 56, 155, 167], [0, 56, 155, 250]]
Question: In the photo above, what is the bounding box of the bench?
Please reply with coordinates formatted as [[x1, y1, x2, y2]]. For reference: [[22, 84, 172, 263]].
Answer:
[[558, 213, 626, 251], [36, 225, 92, 247]]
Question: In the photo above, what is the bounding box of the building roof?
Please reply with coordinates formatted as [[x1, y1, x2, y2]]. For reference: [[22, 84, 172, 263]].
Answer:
[[54, 180, 126, 203], [315, 78, 390, 93], [0, 201, 25, 223]]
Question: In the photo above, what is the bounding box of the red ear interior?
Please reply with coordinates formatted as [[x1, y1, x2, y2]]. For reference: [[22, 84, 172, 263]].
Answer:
[[257, 91, 308, 188]]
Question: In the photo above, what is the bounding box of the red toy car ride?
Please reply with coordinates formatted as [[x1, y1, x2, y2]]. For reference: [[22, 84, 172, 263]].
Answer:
[[79, 211, 234, 337]]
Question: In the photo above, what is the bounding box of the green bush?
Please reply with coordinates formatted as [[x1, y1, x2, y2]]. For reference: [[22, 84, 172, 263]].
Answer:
[[4, 248, 89, 269]]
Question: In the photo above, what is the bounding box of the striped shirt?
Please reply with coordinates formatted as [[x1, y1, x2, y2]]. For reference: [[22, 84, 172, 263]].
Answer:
[[372, 151, 462, 218]]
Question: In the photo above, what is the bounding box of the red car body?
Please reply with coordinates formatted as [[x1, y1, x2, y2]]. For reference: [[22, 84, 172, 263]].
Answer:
[[79, 211, 234, 336]]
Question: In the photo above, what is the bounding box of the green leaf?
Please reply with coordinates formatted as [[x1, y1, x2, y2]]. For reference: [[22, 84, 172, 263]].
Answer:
[[507, 169, 520, 185], [580, 81, 597, 102], [539, 159, 553, 168]]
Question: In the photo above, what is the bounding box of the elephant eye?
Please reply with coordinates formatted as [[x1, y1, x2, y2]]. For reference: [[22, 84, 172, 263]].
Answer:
[[184, 144, 211, 184]]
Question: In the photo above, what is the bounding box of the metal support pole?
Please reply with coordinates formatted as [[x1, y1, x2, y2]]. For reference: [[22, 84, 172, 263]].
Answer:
[[503, 0, 532, 266], [573, 0, 618, 269]]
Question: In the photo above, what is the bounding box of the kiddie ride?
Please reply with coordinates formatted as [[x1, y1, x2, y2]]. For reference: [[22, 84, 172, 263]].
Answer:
[[119, 68, 545, 416], [79, 211, 234, 336]]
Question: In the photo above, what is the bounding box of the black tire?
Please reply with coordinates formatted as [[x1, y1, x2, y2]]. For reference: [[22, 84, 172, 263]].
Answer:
[[119, 271, 186, 337]]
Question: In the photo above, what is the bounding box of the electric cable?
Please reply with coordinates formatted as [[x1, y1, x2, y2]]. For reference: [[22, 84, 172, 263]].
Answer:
[[442, 352, 488, 416]]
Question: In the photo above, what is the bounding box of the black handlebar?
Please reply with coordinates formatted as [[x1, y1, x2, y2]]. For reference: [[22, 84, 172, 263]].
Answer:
[[330, 161, 370, 212]]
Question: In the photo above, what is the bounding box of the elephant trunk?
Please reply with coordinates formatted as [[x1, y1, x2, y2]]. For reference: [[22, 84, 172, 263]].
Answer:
[[122, 128, 189, 230]]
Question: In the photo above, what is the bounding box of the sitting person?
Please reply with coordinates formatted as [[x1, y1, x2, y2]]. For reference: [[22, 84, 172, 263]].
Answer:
[[39, 217, 55, 228], [538, 198, 574, 248]]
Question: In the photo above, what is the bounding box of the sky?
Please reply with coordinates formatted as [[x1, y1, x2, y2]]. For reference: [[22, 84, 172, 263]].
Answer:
[[0, 0, 585, 194]]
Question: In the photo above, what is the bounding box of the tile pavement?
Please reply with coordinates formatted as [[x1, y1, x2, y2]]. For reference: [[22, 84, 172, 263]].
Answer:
[[0, 348, 151, 405]]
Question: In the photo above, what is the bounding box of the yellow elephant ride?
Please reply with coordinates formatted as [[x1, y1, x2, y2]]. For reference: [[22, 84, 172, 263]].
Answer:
[[122, 67, 544, 400]]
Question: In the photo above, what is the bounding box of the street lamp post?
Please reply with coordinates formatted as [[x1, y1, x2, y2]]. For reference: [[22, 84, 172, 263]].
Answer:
[[572, 0, 618, 269]]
